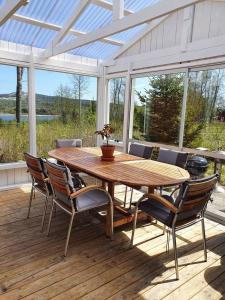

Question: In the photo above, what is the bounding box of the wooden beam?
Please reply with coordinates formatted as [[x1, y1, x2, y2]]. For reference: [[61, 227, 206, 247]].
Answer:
[[46, 0, 205, 58], [0, 0, 29, 26], [113, 0, 124, 21], [11, 14, 123, 46], [92, 0, 132, 15], [109, 15, 169, 60], [46, 0, 91, 53]]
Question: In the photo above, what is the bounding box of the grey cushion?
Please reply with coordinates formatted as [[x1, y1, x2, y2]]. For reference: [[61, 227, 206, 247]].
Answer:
[[76, 189, 110, 212], [138, 195, 175, 226], [56, 139, 82, 148], [129, 143, 153, 159], [158, 148, 178, 165]]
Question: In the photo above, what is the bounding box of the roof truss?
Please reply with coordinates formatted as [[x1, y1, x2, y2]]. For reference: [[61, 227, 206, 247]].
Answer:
[[44, 0, 205, 58], [0, 0, 29, 26]]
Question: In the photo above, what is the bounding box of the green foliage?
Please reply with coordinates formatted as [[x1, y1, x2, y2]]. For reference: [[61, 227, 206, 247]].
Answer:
[[136, 75, 183, 144]]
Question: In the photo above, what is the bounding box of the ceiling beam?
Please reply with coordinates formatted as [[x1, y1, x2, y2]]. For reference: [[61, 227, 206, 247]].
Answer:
[[0, 0, 29, 26], [113, 0, 124, 21], [46, 0, 91, 52], [11, 14, 123, 47], [109, 15, 169, 61], [92, 0, 133, 15], [45, 0, 205, 58]]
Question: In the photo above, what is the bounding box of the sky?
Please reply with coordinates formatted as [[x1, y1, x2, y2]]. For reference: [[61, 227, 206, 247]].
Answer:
[[0, 64, 97, 100]]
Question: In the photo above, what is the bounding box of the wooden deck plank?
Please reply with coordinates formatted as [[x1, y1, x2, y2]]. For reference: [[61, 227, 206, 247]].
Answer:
[[53, 225, 225, 300], [0, 185, 224, 300]]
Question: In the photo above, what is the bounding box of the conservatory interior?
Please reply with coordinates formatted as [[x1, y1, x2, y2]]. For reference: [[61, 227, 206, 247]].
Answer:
[[1, 0, 225, 299]]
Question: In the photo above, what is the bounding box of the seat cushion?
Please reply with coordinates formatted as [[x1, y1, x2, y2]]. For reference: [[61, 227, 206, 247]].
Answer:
[[75, 189, 110, 212], [138, 195, 175, 226]]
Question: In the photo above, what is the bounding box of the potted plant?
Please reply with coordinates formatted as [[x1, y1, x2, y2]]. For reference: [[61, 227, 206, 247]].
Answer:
[[95, 124, 115, 161]]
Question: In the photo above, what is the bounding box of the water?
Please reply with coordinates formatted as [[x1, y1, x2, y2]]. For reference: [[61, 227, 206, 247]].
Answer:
[[0, 114, 59, 122]]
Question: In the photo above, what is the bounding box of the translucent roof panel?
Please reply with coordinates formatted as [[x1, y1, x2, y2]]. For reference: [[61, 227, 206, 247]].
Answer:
[[74, 4, 112, 33], [0, 0, 163, 60]]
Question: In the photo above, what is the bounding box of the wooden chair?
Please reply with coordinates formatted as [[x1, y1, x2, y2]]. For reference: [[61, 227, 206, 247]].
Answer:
[[124, 143, 154, 208], [157, 148, 188, 194], [45, 160, 113, 256], [130, 174, 218, 280], [24, 152, 52, 232]]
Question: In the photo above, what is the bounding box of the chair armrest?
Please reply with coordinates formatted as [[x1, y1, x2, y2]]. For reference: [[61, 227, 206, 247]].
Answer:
[[137, 193, 178, 213], [70, 185, 103, 199]]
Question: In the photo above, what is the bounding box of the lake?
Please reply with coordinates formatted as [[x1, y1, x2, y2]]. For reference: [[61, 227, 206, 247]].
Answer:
[[0, 114, 59, 121]]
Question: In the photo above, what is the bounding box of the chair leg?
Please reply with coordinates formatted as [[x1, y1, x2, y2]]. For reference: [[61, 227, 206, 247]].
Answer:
[[64, 213, 75, 257], [172, 227, 179, 280], [40, 196, 48, 232], [201, 218, 207, 262], [130, 205, 138, 248], [124, 186, 128, 207], [47, 201, 55, 236], [27, 185, 34, 219], [166, 230, 170, 253], [129, 188, 134, 209]]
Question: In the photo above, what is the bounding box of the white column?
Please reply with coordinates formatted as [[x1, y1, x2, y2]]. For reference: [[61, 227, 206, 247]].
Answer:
[[122, 65, 132, 152], [28, 57, 36, 155], [96, 64, 107, 146], [179, 71, 189, 149]]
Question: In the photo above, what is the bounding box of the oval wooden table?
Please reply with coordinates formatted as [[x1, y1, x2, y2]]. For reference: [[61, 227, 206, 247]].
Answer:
[[48, 147, 190, 233]]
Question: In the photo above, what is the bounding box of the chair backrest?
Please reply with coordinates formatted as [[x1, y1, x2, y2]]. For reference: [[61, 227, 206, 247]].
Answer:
[[45, 160, 75, 207], [24, 152, 50, 195], [158, 148, 188, 168], [129, 143, 153, 159], [55, 139, 82, 148], [173, 174, 218, 226]]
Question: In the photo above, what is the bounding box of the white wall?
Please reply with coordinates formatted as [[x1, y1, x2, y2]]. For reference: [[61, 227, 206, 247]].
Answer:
[[107, 0, 225, 74]]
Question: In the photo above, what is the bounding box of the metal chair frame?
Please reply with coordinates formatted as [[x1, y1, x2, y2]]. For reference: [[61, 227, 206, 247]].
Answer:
[[46, 162, 114, 256], [24, 153, 52, 232], [130, 175, 217, 280]]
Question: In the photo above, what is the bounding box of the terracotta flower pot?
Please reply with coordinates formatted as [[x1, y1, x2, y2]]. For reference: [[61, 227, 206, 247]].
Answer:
[[101, 145, 115, 161]]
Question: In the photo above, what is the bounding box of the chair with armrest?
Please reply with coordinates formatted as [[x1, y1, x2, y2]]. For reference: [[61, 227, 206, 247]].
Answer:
[[55, 138, 85, 183], [130, 174, 218, 280], [124, 143, 154, 208], [157, 148, 188, 194], [45, 160, 113, 256], [24, 152, 52, 231]]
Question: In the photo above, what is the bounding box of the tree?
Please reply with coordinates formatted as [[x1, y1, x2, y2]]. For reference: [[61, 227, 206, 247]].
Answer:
[[136, 75, 183, 144], [16, 66, 24, 125], [55, 84, 72, 124], [71, 75, 89, 122]]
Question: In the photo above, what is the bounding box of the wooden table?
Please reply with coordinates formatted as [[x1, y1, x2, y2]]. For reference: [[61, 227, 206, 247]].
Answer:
[[48, 147, 190, 231]]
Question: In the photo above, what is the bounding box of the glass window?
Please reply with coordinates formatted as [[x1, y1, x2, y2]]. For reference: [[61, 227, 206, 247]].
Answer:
[[108, 77, 126, 142], [132, 73, 184, 146], [35, 69, 97, 156], [184, 68, 225, 150], [0, 64, 28, 163]]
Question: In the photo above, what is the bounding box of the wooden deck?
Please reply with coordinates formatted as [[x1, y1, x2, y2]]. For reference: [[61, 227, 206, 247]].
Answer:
[[0, 184, 225, 300]]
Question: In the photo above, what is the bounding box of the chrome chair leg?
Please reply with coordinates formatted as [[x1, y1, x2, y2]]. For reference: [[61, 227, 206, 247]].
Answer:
[[124, 186, 128, 207], [27, 185, 34, 219], [64, 213, 75, 257], [40, 196, 48, 232], [172, 227, 179, 280], [129, 188, 134, 209], [130, 205, 138, 248], [163, 224, 167, 234], [166, 230, 170, 253], [201, 218, 207, 261], [47, 201, 55, 236]]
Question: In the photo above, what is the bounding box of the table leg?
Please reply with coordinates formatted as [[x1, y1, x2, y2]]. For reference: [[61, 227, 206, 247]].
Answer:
[[105, 182, 114, 237]]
